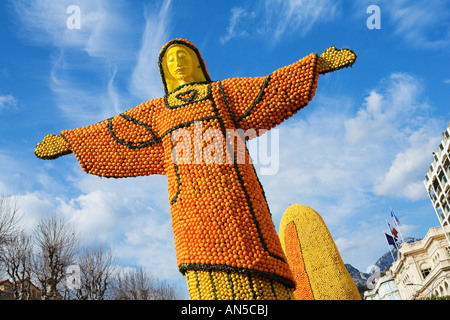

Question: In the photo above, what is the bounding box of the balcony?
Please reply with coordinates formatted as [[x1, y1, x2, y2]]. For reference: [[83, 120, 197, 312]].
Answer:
[[439, 171, 448, 187], [444, 131, 449, 149], [434, 184, 443, 198], [432, 157, 438, 171], [437, 144, 443, 159], [428, 165, 435, 177], [429, 189, 438, 203], [437, 207, 445, 222]]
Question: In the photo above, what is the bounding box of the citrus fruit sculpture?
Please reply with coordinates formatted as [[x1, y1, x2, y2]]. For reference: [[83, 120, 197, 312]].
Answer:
[[280, 205, 361, 300], [35, 39, 359, 300]]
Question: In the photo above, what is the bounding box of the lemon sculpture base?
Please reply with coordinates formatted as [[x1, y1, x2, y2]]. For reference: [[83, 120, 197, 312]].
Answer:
[[185, 269, 294, 300], [279, 204, 361, 300]]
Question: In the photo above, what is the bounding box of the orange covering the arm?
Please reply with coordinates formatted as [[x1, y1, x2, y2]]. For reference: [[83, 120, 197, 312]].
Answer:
[[60, 101, 165, 178], [220, 53, 320, 135]]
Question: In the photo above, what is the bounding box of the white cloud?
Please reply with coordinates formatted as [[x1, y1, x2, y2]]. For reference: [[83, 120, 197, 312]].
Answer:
[[129, 0, 172, 101], [344, 73, 428, 145], [220, 0, 339, 43], [10, 0, 77, 46], [56, 170, 178, 276], [344, 91, 388, 145], [58, 171, 170, 238], [5, 168, 180, 281], [263, 0, 339, 39], [220, 7, 257, 44], [378, 0, 450, 49], [57, 190, 120, 241], [9, 0, 136, 60], [343, 72, 441, 201], [9, 0, 137, 124], [9, 0, 173, 125], [48, 52, 123, 124], [374, 129, 441, 200], [14, 192, 56, 232], [0, 94, 18, 110]]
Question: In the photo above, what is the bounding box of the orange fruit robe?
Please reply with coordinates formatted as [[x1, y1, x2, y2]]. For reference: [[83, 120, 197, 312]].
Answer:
[[60, 39, 320, 289]]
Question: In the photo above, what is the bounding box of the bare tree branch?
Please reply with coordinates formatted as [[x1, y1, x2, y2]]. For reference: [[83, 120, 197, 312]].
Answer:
[[0, 232, 33, 300], [72, 244, 116, 300], [33, 216, 78, 300], [109, 267, 182, 300], [0, 195, 22, 249]]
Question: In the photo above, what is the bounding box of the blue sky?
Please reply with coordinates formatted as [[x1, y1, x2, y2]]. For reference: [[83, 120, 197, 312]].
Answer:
[[0, 0, 449, 298]]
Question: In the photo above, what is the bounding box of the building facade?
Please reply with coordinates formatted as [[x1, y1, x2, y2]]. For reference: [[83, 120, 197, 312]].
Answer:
[[0, 280, 14, 300], [391, 225, 450, 300], [364, 270, 402, 300], [424, 121, 450, 247], [0, 279, 42, 300]]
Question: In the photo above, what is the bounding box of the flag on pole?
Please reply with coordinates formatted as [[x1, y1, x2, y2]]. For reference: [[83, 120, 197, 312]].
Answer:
[[388, 223, 398, 239], [385, 233, 398, 248], [391, 208, 400, 226]]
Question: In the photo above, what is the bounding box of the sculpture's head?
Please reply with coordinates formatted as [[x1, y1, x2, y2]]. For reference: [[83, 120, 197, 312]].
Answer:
[[159, 39, 211, 94]]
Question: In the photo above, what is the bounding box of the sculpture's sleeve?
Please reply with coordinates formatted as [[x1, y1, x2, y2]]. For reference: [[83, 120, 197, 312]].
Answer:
[[60, 100, 165, 178], [219, 53, 320, 136]]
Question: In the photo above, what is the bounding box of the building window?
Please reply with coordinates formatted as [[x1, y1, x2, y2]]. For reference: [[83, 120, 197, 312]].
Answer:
[[445, 246, 450, 255], [429, 188, 437, 201], [421, 268, 431, 279], [439, 170, 447, 184], [437, 207, 445, 222]]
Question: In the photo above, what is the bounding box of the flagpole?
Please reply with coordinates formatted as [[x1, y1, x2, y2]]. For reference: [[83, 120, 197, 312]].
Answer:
[[386, 219, 399, 241], [384, 232, 396, 263], [386, 219, 394, 239], [385, 219, 400, 263], [390, 207, 405, 244]]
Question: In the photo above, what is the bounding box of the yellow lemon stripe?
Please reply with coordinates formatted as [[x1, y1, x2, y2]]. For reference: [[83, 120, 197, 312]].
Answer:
[[185, 270, 294, 300], [279, 204, 361, 300]]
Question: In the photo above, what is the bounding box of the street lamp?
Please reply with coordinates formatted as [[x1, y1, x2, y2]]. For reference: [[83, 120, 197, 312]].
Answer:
[[407, 275, 449, 300], [406, 282, 430, 296], [406, 282, 431, 299]]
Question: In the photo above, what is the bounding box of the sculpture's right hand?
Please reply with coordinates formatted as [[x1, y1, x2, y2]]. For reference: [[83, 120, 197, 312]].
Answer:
[[35, 134, 72, 160]]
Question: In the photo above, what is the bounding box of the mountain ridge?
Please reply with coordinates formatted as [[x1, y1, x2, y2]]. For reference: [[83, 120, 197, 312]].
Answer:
[[345, 237, 421, 287]]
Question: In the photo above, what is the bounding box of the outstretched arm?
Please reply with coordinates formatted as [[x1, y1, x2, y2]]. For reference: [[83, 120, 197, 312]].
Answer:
[[34, 100, 166, 178], [219, 47, 356, 135]]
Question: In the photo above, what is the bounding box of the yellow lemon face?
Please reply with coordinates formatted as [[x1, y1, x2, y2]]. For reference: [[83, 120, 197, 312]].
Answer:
[[166, 45, 195, 85]]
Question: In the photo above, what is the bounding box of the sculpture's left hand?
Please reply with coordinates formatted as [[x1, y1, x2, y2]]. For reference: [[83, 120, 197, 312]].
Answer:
[[318, 47, 357, 74]]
